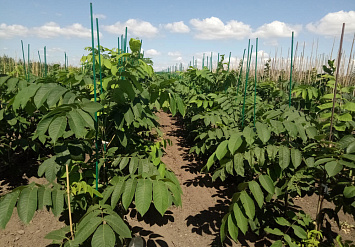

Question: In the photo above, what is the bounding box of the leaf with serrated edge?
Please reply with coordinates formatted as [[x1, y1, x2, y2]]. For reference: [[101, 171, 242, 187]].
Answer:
[[104, 214, 131, 238], [240, 191, 255, 219], [135, 179, 152, 216], [233, 203, 248, 234], [248, 181, 264, 208], [74, 217, 102, 245], [259, 175, 275, 194], [48, 115, 67, 143], [291, 148, 302, 169], [153, 180, 170, 216], [122, 178, 137, 210], [0, 190, 20, 228], [111, 179, 125, 208], [91, 224, 116, 247], [17, 187, 38, 224], [227, 213, 239, 242]]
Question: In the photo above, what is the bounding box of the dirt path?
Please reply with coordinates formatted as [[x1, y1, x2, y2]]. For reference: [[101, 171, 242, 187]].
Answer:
[[127, 112, 238, 247]]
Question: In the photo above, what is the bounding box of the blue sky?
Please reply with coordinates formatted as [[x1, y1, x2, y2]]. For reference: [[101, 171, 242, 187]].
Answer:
[[1, 0, 354, 71]]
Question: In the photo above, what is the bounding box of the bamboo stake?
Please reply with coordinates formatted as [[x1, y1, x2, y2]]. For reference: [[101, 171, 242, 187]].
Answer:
[[66, 164, 74, 240]]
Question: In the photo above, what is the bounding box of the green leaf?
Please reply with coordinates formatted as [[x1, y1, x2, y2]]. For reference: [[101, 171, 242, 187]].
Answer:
[[243, 127, 255, 146], [74, 217, 102, 245], [275, 217, 291, 226], [34, 84, 53, 108], [48, 116, 67, 143], [325, 161, 343, 177], [47, 86, 68, 108], [153, 180, 170, 216], [240, 191, 255, 219], [216, 140, 229, 160], [283, 121, 298, 137], [232, 203, 248, 235], [45, 226, 70, 241], [67, 109, 86, 138], [111, 178, 125, 208], [347, 141, 355, 154], [296, 123, 307, 142], [170, 96, 177, 116], [129, 38, 141, 53], [91, 224, 115, 247], [270, 240, 283, 247], [77, 109, 95, 130], [234, 153, 244, 177], [255, 122, 271, 144], [206, 153, 217, 170], [228, 133, 242, 154], [259, 175, 275, 194], [343, 102, 355, 111], [135, 179, 152, 216], [0, 190, 20, 229], [52, 189, 64, 217], [81, 101, 103, 113], [344, 186, 355, 198], [337, 113, 352, 122], [342, 154, 355, 162], [122, 178, 137, 210], [264, 227, 284, 236], [104, 214, 131, 238], [291, 225, 307, 239], [290, 148, 302, 169], [279, 146, 290, 170], [17, 186, 38, 224], [248, 181, 264, 208], [220, 214, 228, 243], [227, 213, 239, 242]]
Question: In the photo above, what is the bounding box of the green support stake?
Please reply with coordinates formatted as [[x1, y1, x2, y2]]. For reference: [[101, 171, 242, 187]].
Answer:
[[210, 52, 212, 71], [96, 18, 103, 94], [37, 51, 42, 77], [217, 53, 220, 67], [289, 32, 294, 108], [242, 40, 252, 128], [206, 56, 209, 68], [202, 53, 205, 69], [118, 37, 120, 52], [253, 38, 258, 127], [44, 46, 47, 77], [227, 52, 231, 72], [28, 44, 30, 79], [124, 27, 128, 53], [237, 49, 246, 94], [65, 52, 67, 70], [21, 40, 27, 80], [90, 2, 99, 191]]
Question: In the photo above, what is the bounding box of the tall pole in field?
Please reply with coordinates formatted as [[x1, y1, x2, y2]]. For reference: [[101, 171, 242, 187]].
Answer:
[[289, 32, 294, 108], [21, 40, 27, 80], [253, 38, 258, 127], [90, 3, 99, 192]]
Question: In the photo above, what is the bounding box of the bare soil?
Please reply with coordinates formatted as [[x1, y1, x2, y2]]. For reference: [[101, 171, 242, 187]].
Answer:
[[0, 111, 354, 247]]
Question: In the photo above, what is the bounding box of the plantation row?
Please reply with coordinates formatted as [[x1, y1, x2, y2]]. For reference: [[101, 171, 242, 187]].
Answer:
[[0, 38, 354, 247]]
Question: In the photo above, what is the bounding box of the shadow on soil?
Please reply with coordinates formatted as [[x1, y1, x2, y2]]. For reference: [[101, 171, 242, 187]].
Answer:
[[0, 152, 39, 195], [166, 115, 272, 246]]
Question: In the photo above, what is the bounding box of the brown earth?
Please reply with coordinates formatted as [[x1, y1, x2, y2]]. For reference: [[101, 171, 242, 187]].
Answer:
[[0, 111, 354, 247]]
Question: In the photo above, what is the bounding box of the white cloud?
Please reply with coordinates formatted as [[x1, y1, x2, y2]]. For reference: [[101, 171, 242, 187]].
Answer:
[[189, 17, 252, 40], [168, 51, 182, 57], [175, 56, 183, 61], [0, 23, 29, 39], [93, 14, 106, 20], [164, 21, 190, 33], [103, 19, 158, 38], [306, 11, 355, 36], [253, 21, 301, 39], [145, 49, 160, 56], [32, 22, 94, 38], [48, 47, 65, 52]]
